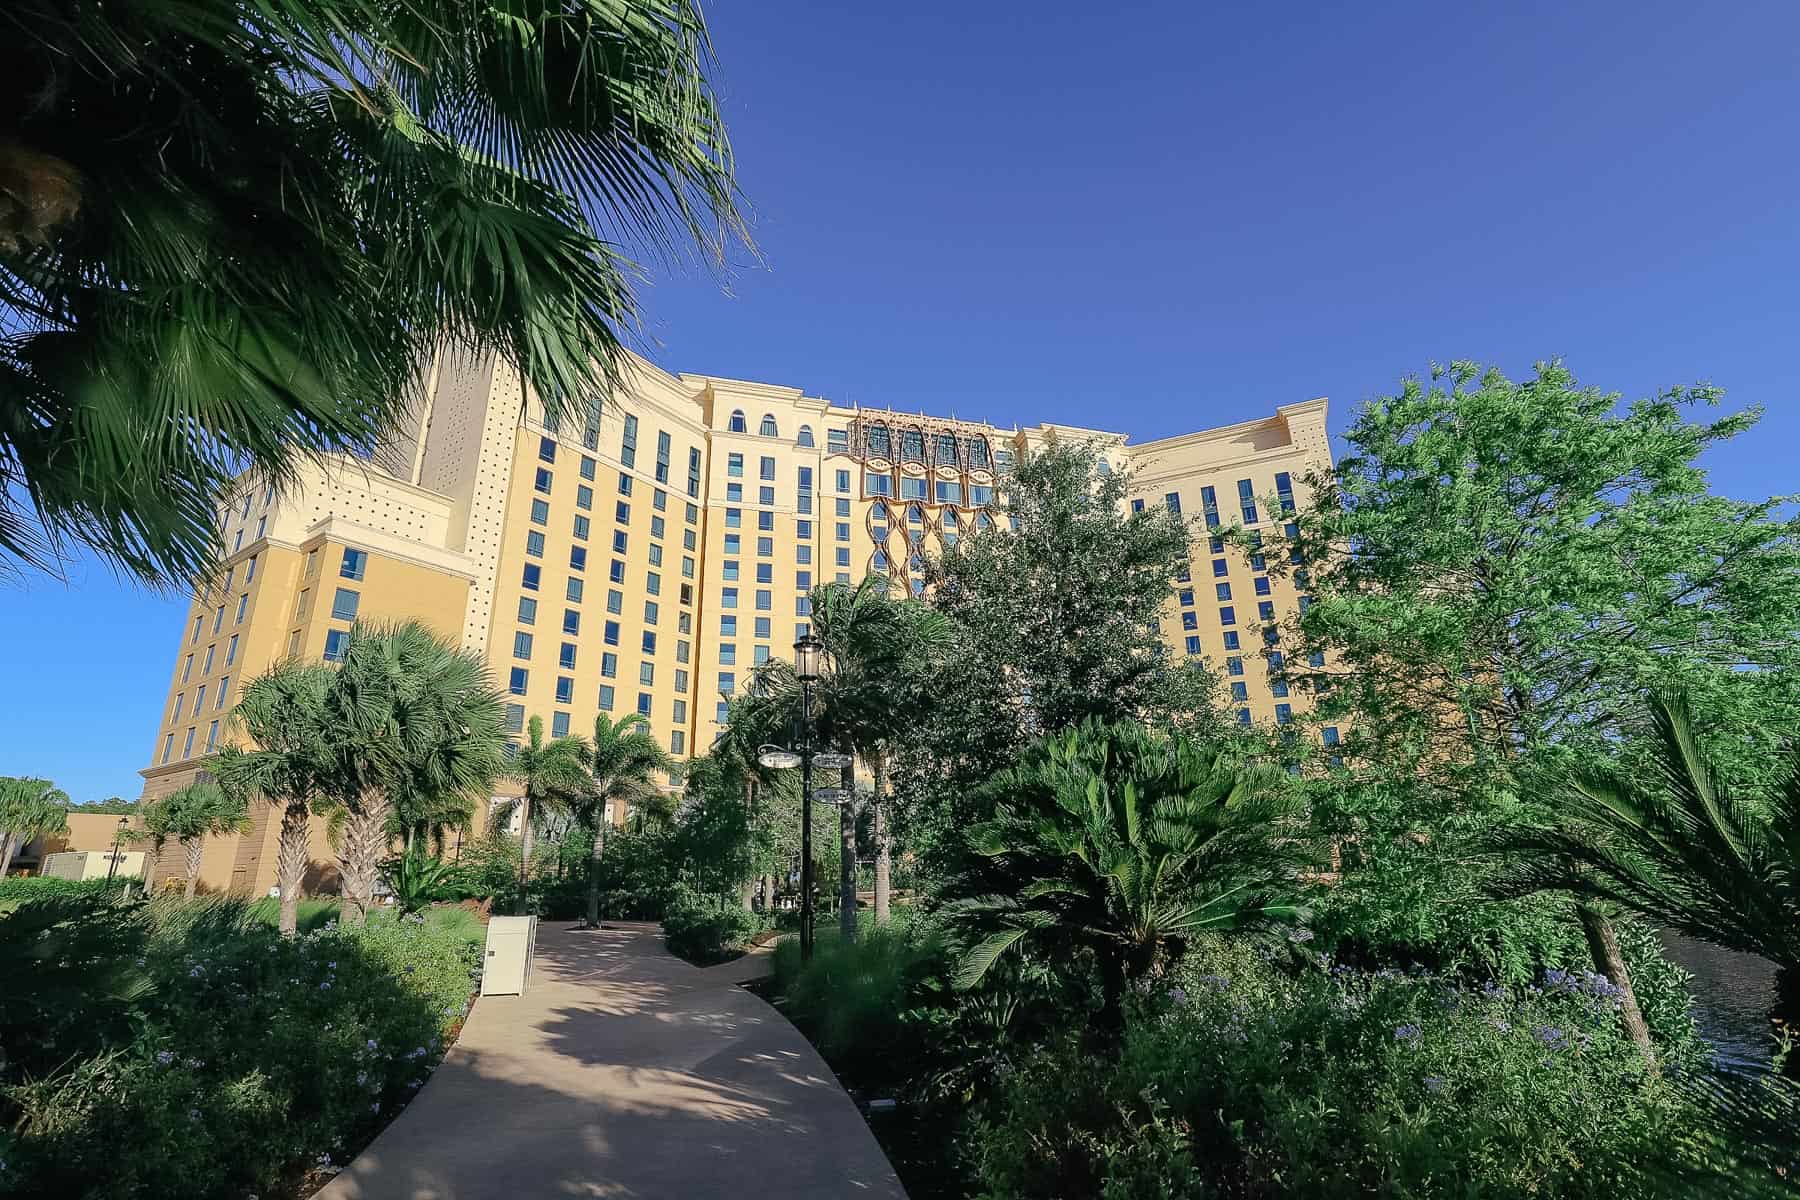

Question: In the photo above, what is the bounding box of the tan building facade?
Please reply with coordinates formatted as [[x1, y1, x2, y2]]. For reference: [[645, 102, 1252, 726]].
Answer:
[[136, 349, 1335, 896]]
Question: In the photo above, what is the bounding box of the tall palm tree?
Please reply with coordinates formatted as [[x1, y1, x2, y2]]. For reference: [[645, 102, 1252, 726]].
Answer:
[[943, 720, 1313, 1032], [579, 713, 672, 927], [0, 776, 69, 877], [134, 780, 253, 899], [503, 715, 591, 915], [1498, 690, 1800, 1032], [324, 622, 506, 925], [714, 659, 803, 909], [808, 578, 948, 933], [214, 662, 335, 935], [3, 0, 743, 583]]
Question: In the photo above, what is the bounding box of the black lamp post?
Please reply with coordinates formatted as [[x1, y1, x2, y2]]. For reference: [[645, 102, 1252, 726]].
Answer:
[[792, 632, 824, 962], [106, 816, 128, 886]]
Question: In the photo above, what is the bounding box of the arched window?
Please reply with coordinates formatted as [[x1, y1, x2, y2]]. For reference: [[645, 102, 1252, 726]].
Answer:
[[728, 410, 747, 433], [1097, 458, 1113, 475], [797, 425, 815, 447], [759, 414, 779, 437]]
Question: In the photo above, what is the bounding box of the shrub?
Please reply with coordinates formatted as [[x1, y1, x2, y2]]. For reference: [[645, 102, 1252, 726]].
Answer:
[[972, 934, 1712, 1200], [0, 876, 119, 912], [0, 896, 482, 1199], [662, 888, 763, 965]]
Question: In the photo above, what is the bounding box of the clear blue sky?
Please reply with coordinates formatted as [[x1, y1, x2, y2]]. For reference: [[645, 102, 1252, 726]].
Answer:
[[4, 0, 1796, 802]]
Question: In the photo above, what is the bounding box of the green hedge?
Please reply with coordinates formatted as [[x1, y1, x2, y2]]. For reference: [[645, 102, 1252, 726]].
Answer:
[[662, 889, 764, 965], [0, 894, 483, 1198]]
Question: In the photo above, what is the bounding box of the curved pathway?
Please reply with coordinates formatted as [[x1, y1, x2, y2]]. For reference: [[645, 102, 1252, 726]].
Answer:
[[316, 923, 904, 1199]]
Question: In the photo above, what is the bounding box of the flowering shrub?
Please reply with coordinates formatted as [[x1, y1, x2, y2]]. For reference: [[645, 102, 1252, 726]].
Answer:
[[0, 897, 482, 1198], [973, 935, 1714, 1199]]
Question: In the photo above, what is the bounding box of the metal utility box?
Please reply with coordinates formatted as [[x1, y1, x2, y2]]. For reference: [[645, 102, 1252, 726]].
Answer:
[[481, 916, 539, 997]]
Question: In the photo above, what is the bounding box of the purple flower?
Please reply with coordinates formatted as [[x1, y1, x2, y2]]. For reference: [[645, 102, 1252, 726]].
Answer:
[[1423, 1075, 1446, 1093], [1534, 1025, 1569, 1049], [370, 1102, 381, 1114], [188, 1108, 203, 1122], [365, 1039, 379, 1051], [155, 1050, 175, 1066], [319, 981, 332, 990], [1288, 928, 1315, 943], [1393, 1023, 1422, 1043]]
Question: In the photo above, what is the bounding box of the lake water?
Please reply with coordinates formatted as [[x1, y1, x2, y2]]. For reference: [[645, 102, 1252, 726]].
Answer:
[[1658, 930, 1780, 1072]]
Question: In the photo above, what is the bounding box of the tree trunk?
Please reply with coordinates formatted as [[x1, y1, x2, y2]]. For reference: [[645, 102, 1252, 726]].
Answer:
[[338, 790, 390, 928], [276, 801, 310, 937], [838, 750, 858, 940], [1576, 901, 1656, 1068], [872, 754, 891, 924], [0, 832, 16, 879], [141, 838, 159, 895], [517, 795, 534, 915], [183, 836, 203, 899], [585, 813, 605, 928]]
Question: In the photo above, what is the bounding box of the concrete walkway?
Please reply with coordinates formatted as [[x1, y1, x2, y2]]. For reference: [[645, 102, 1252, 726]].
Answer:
[[316, 924, 904, 1199]]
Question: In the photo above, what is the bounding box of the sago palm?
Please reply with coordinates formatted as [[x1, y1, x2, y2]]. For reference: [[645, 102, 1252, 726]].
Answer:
[[501, 715, 591, 914], [1499, 690, 1800, 1027], [213, 662, 336, 935], [1, 0, 743, 583], [0, 776, 68, 878], [943, 720, 1313, 1030], [579, 712, 672, 926]]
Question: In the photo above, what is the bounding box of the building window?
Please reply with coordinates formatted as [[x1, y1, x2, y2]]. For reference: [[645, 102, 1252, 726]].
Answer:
[[1238, 478, 1259, 524], [522, 564, 541, 591], [1219, 606, 1236, 626], [599, 686, 615, 711], [755, 590, 772, 611], [641, 631, 656, 654], [1271, 680, 1290, 698], [1180, 611, 1198, 631], [213, 605, 226, 634], [539, 435, 557, 463], [340, 548, 367, 581], [645, 600, 660, 625], [570, 546, 587, 571], [827, 428, 848, 453], [562, 609, 580, 636], [726, 483, 742, 502], [509, 667, 528, 696], [759, 414, 779, 437], [1230, 681, 1248, 701], [604, 620, 620, 646], [758, 486, 775, 506], [535, 468, 553, 494], [581, 456, 597, 481], [1322, 726, 1341, 747], [637, 693, 653, 717], [1255, 576, 1272, 596], [601, 652, 618, 678], [161, 733, 175, 764], [718, 671, 735, 695], [1215, 582, 1232, 601], [722, 587, 738, 608], [245, 555, 257, 583], [935, 480, 962, 504], [674, 670, 689, 694], [555, 676, 574, 704], [552, 711, 571, 737], [526, 530, 545, 557], [1184, 635, 1201, 654], [560, 643, 577, 669], [655, 431, 671, 483], [1224, 630, 1241, 651], [504, 704, 525, 733], [1275, 472, 1295, 513], [1258, 600, 1276, 621], [224, 635, 238, 667], [324, 629, 350, 662], [729, 410, 747, 433], [567, 578, 584, 603], [182, 727, 197, 758], [573, 515, 590, 541], [758, 511, 774, 532], [1275, 703, 1293, 725], [1164, 492, 1182, 514], [1212, 558, 1228, 577], [518, 597, 538, 625], [328, 588, 358, 622], [513, 631, 533, 660], [620, 413, 638, 467], [530, 498, 549, 526]]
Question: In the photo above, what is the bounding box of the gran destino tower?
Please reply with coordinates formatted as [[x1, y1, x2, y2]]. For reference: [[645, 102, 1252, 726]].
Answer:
[[136, 348, 1334, 896]]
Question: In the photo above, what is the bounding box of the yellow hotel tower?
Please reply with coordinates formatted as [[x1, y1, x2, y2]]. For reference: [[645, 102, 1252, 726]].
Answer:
[[136, 348, 1333, 896]]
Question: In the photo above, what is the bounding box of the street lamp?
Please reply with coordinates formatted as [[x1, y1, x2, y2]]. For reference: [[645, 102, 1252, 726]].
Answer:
[[106, 816, 128, 886], [792, 633, 825, 961]]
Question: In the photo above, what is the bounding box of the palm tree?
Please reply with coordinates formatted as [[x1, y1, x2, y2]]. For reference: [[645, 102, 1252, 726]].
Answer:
[[503, 715, 591, 915], [1498, 690, 1800, 1033], [713, 659, 804, 909], [323, 622, 506, 926], [4, 0, 743, 583], [0, 776, 69, 877], [942, 720, 1313, 1031], [213, 662, 335, 935], [579, 713, 673, 927], [130, 780, 249, 897], [808, 579, 948, 933]]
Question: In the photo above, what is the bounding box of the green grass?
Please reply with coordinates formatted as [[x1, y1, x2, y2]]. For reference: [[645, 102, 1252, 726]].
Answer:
[[240, 897, 486, 945]]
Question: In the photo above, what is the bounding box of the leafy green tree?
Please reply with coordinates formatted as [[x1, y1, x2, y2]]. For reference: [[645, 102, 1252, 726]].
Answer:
[[501, 715, 590, 915], [214, 662, 336, 935], [903, 443, 1223, 879], [0, 776, 69, 877], [3, 0, 743, 582], [1283, 360, 1800, 783], [1277, 361, 1800, 1048], [942, 720, 1312, 1031], [1497, 690, 1800, 1033], [579, 712, 671, 927], [133, 779, 251, 899], [323, 622, 506, 926]]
